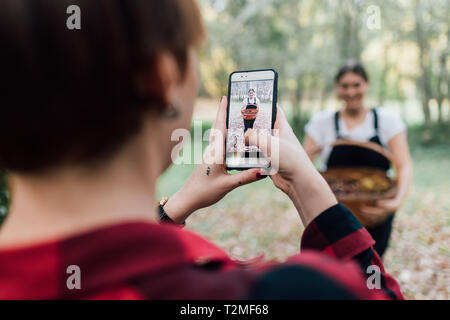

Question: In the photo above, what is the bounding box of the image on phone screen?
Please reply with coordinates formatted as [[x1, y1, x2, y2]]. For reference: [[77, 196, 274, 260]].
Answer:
[[226, 69, 277, 170]]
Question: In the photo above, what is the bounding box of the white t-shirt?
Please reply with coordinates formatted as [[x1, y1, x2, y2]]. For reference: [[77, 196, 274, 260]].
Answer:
[[242, 97, 260, 106], [305, 108, 407, 170]]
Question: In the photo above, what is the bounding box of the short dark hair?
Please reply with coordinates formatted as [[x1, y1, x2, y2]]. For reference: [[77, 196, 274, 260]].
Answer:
[[0, 0, 205, 174], [248, 89, 255, 93], [334, 60, 369, 84]]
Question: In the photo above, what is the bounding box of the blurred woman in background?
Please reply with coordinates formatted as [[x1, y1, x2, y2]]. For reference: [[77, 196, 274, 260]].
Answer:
[[303, 61, 413, 257]]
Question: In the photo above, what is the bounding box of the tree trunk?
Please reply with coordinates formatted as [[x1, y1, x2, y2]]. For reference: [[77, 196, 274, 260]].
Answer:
[[291, 75, 304, 138], [415, 0, 432, 142], [319, 84, 328, 111], [338, 1, 362, 61], [437, 53, 446, 126], [447, 24, 450, 129], [378, 45, 389, 106]]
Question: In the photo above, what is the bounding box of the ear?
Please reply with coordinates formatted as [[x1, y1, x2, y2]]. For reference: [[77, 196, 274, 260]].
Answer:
[[137, 52, 181, 110], [156, 52, 182, 104]]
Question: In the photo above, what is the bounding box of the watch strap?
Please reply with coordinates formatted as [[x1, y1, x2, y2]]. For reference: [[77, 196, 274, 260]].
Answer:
[[157, 197, 186, 227]]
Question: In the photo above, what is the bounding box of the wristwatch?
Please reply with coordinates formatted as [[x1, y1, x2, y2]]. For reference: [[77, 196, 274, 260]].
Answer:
[[157, 197, 186, 227]]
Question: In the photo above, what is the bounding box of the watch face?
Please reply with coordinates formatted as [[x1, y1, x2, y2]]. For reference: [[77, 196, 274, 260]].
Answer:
[[158, 198, 186, 226]]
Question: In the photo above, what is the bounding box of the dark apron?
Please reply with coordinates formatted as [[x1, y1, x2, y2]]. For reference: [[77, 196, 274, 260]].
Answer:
[[326, 109, 393, 257], [243, 98, 257, 133], [327, 109, 390, 170]]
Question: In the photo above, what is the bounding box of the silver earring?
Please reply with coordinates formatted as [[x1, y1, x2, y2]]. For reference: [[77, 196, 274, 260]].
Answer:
[[162, 103, 180, 119]]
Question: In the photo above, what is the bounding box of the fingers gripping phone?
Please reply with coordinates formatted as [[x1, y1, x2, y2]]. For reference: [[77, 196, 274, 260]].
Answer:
[[225, 69, 278, 170]]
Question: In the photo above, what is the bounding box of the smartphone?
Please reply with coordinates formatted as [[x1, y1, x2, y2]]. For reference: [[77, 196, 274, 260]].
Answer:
[[225, 69, 278, 170]]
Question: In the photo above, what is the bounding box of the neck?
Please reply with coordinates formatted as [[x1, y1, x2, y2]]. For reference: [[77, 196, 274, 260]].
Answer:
[[0, 144, 162, 248], [343, 105, 366, 118]]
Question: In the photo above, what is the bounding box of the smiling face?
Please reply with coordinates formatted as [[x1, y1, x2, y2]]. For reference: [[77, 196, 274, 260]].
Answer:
[[336, 72, 368, 111], [248, 90, 255, 100]]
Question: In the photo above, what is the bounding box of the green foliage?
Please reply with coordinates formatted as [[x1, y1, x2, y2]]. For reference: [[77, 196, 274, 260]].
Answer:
[[0, 174, 8, 225], [199, 47, 236, 97], [200, 0, 450, 128], [407, 123, 450, 148]]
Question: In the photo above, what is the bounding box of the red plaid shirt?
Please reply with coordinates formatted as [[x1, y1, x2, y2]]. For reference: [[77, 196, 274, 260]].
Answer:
[[0, 204, 404, 299]]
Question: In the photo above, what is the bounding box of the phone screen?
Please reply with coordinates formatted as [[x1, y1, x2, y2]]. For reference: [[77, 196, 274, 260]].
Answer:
[[226, 69, 277, 170]]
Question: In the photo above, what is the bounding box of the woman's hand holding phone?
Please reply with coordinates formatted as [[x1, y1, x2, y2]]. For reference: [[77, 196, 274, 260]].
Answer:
[[164, 97, 337, 227], [163, 96, 266, 224], [245, 106, 337, 227]]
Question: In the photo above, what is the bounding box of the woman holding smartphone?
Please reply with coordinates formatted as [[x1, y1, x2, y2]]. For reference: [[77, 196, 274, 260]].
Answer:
[[303, 61, 413, 258], [0, 1, 402, 299]]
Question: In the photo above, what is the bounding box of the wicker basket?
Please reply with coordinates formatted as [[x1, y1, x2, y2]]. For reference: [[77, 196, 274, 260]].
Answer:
[[321, 139, 398, 227]]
